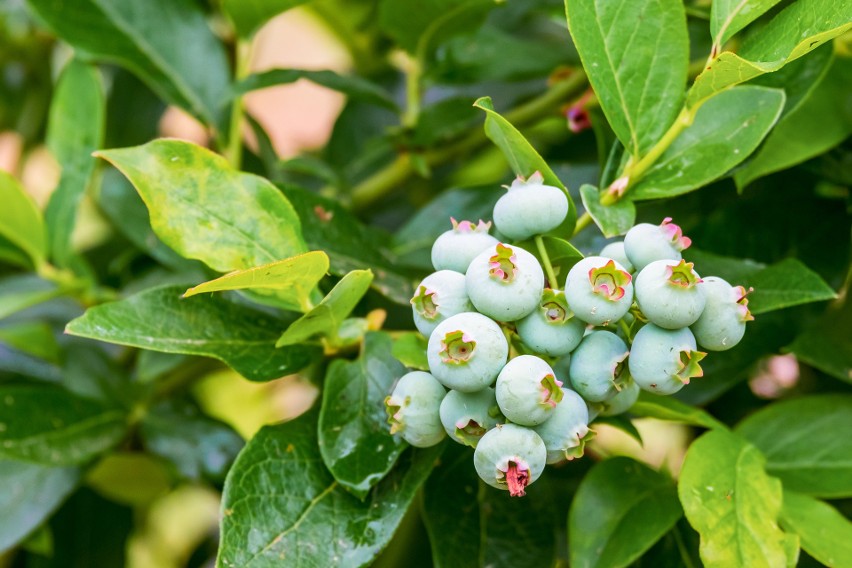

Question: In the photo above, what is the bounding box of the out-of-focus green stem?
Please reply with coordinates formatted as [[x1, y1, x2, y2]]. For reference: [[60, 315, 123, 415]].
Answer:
[[534, 235, 558, 288], [225, 39, 252, 170]]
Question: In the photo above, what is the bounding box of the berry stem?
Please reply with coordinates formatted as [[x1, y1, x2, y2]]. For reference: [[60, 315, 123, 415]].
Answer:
[[572, 211, 593, 237], [618, 318, 632, 341], [534, 235, 558, 288], [224, 38, 252, 170]]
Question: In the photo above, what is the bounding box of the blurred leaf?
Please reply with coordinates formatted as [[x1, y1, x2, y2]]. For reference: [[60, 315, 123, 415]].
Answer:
[[0, 384, 126, 466], [0, 458, 79, 554], [473, 96, 577, 236], [744, 258, 837, 314], [0, 343, 62, 383], [411, 97, 480, 146], [392, 332, 429, 370], [0, 321, 59, 363], [565, 0, 688, 157], [223, 0, 308, 38], [710, 0, 781, 47], [683, 249, 765, 285], [569, 457, 682, 568], [736, 395, 852, 498], [788, 286, 851, 383], [44, 58, 104, 266], [66, 285, 318, 382], [184, 251, 330, 313], [0, 170, 46, 268], [85, 452, 171, 505], [580, 183, 635, 238], [319, 332, 407, 499], [379, 0, 495, 55], [26, 0, 230, 129], [217, 407, 441, 567], [630, 392, 725, 430], [750, 44, 834, 120], [593, 414, 643, 444], [235, 69, 397, 110], [277, 269, 373, 346], [679, 429, 793, 568], [779, 491, 852, 568], [631, 86, 785, 200], [0, 274, 61, 320]]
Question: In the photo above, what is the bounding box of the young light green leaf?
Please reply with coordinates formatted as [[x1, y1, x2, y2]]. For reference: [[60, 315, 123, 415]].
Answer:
[[96, 139, 308, 274], [736, 395, 852, 498], [630, 86, 785, 200], [0, 170, 46, 268], [710, 0, 782, 49], [66, 285, 318, 382], [565, 0, 688, 157], [630, 392, 725, 430], [473, 96, 576, 235], [0, 384, 126, 466], [779, 491, 852, 568], [183, 251, 329, 313], [579, 184, 636, 238], [319, 332, 408, 499], [216, 407, 441, 568], [44, 59, 105, 267], [26, 0, 230, 129], [744, 258, 837, 314], [0, 458, 80, 554], [276, 269, 373, 347], [679, 429, 793, 568], [392, 332, 429, 371], [570, 457, 682, 568], [234, 69, 397, 110]]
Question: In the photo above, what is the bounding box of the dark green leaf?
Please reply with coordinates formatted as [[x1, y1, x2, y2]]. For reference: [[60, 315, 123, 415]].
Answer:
[[391, 332, 429, 371], [44, 58, 105, 266], [0, 384, 126, 466], [0, 275, 61, 320], [379, 0, 495, 55], [745, 258, 837, 314], [235, 69, 397, 110], [682, 249, 765, 285], [223, 0, 308, 38], [565, 0, 688, 157], [592, 414, 643, 444], [0, 459, 79, 554], [66, 285, 318, 382], [679, 429, 793, 567], [579, 183, 636, 238], [319, 332, 407, 499], [630, 391, 725, 430], [0, 170, 46, 268], [710, 0, 782, 48], [736, 395, 852, 498], [26, 0, 230, 129], [217, 408, 441, 567], [779, 491, 852, 567], [0, 322, 60, 363], [569, 457, 682, 568], [631, 86, 785, 200], [788, 288, 851, 383]]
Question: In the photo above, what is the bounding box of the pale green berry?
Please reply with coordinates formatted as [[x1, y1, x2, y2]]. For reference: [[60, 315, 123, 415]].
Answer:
[[634, 259, 706, 329], [426, 312, 508, 392], [691, 277, 753, 351], [533, 388, 593, 464], [629, 324, 706, 395], [495, 355, 564, 426], [439, 388, 501, 447], [624, 217, 691, 271], [411, 270, 474, 337], [569, 331, 629, 402], [473, 423, 547, 497], [564, 256, 633, 326], [493, 171, 569, 240], [465, 243, 544, 321], [385, 371, 447, 447], [431, 218, 500, 273], [515, 289, 585, 357]]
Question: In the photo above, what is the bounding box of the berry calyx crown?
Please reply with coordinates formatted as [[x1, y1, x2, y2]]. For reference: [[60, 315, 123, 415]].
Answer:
[[489, 244, 519, 283], [505, 170, 545, 191], [563, 427, 595, 461], [539, 289, 573, 324], [539, 374, 564, 408], [589, 260, 632, 301], [411, 285, 438, 320], [498, 458, 531, 497], [439, 330, 476, 365], [675, 349, 707, 384], [454, 419, 486, 447], [734, 285, 755, 322], [660, 217, 692, 251], [451, 217, 492, 234], [384, 395, 406, 435], [665, 259, 702, 289]]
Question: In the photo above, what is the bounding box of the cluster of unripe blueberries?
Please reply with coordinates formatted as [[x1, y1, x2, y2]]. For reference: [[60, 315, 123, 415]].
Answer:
[[385, 173, 753, 497]]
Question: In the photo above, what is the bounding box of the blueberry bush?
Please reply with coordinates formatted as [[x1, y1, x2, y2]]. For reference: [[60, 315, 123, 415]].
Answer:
[[1, 0, 851, 566]]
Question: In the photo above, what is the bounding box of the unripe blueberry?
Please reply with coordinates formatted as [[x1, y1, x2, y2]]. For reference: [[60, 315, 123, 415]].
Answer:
[[492, 171, 569, 240], [411, 270, 474, 337], [691, 277, 753, 351], [569, 331, 629, 402], [496, 355, 564, 426], [427, 312, 509, 392], [629, 324, 706, 395], [473, 423, 547, 497], [634, 259, 706, 329], [624, 217, 692, 271], [564, 256, 634, 326], [516, 289, 586, 356], [599, 241, 635, 273], [533, 389, 593, 463], [439, 387, 502, 447], [465, 243, 544, 321], [431, 218, 500, 273], [385, 371, 447, 447], [599, 378, 640, 416]]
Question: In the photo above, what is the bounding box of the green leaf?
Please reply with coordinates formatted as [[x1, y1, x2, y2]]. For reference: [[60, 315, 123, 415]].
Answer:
[[630, 391, 725, 430], [276, 269, 373, 347], [630, 86, 785, 200], [0, 384, 126, 466], [0, 275, 61, 320], [222, 0, 308, 38], [473, 96, 577, 235], [379, 0, 495, 55], [26, 0, 230, 129], [579, 183, 636, 238], [319, 332, 408, 499], [678, 429, 793, 568], [736, 395, 852, 498], [710, 0, 782, 48], [565, 0, 688, 157], [392, 332, 429, 371], [788, 285, 851, 383], [735, 57, 852, 189], [234, 69, 397, 110], [744, 258, 837, 314], [184, 251, 329, 313], [216, 407, 441, 567], [0, 321, 60, 363], [96, 140, 308, 273], [66, 285, 318, 382], [0, 458, 80, 554], [779, 491, 852, 567], [569, 457, 682, 568], [0, 170, 46, 268], [44, 58, 105, 266]]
